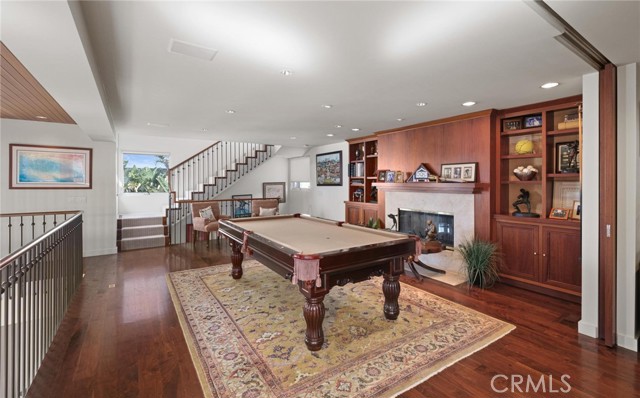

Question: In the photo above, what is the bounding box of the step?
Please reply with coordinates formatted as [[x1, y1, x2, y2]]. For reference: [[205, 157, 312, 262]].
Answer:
[[117, 216, 165, 228], [118, 224, 167, 239], [117, 235, 168, 252]]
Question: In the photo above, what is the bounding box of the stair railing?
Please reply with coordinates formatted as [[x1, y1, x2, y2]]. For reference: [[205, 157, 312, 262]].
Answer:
[[0, 211, 83, 398], [167, 141, 275, 244], [168, 141, 273, 202]]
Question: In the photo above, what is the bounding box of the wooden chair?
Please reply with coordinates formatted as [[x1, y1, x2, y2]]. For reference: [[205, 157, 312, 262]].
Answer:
[[190, 201, 230, 247], [251, 199, 280, 217]]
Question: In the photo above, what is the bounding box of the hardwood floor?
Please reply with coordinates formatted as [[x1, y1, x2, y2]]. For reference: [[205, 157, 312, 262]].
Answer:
[[27, 243, 638, 398]]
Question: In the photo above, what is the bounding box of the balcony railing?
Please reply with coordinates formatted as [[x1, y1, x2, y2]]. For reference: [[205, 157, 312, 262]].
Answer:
[[0, 211, 83, 398]]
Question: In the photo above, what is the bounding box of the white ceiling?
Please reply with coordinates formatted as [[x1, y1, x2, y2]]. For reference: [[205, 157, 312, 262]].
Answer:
[[1, 1, 639, 147]]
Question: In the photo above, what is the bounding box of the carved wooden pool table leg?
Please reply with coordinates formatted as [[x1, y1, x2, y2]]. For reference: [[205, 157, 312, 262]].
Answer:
[[230, 240, 243, 279], [383, 273, 400, 320], [301, 281, 326, 351]]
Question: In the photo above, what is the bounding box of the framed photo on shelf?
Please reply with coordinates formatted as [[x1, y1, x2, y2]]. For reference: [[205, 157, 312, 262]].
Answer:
[[9, 144, 92, 189], [316, 150, 342, 186], [262, 182, 286, 203], [386, 170, 396, 183], [549, 207, 570, 220], [395, 170, 404, 183], [556, 142, 580, 173], [440, 162, 477, 182], [377, 170, 387, 182], [523, 115, 542, 128], [571, 200, 581, 220], [503, 118, 522, 131]]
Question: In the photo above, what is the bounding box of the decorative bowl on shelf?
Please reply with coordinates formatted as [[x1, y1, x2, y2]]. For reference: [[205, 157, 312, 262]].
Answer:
[[513, 165, 538, 181]]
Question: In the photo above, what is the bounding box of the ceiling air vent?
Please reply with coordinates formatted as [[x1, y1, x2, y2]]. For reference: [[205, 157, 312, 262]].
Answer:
[[168, 39, 218, 61]]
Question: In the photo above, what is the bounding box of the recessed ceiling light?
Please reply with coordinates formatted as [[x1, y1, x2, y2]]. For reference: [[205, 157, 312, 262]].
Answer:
[[334, 125, 342, 128], [462, 101, 476, 107], [147, 122, 169, 128], [326, 133, 334, 137], [35, 115, 48, 119], [541, 82, 559, 89], [225, 110, 236, 114], [396, 118, 404, 122], [322, 104, 333, 109], [416, 102, 427, 107], [281, 69, 293, 76], [290, 136, 297, 140], [351, 128, 360, 132]]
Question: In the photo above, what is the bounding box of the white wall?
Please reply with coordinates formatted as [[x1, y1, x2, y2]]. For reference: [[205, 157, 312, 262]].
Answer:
[[117, 134, 216, 216], [217, 155, 291, 214], [579, 72, 600, 338], [0, 119, 117, 257], [616, 63, 639, 351], [303, 142, 349, 221]]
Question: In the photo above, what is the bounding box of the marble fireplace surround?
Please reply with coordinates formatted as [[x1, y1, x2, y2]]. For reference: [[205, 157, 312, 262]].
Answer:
[[385, 190, 475, 273], [386, 191, 475, 246]]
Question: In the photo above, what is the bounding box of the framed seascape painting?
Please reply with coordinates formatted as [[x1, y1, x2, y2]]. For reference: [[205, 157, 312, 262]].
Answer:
[[10, 144, 92, 189], [316, 151, 343, 186]]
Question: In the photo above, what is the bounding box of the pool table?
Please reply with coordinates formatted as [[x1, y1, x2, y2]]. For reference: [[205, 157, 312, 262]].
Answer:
[[218, 213, 420, 351]]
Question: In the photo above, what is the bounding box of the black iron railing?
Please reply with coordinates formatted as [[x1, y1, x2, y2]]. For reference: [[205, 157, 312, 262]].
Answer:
[[0, 211, 83, 398]]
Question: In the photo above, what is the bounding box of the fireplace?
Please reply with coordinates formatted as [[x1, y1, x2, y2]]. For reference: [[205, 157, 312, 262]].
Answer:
[[398, 209, 454, 248]]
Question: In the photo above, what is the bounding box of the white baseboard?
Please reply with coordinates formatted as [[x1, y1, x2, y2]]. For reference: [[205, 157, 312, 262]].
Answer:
[[578, 321, 598, 338], [83, 247, 118, 257], [616, 333, 638, 352]]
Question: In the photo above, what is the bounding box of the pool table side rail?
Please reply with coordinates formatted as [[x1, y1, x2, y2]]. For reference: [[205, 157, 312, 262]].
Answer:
[[218, 218, 418, 284]]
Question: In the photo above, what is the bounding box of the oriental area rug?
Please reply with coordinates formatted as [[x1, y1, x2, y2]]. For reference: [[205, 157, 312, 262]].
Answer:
[[167, 260, 514, 398]]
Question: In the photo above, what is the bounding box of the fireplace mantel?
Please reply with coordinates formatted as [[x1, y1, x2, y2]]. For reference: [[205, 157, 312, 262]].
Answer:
[[373, 182, 488, 194]]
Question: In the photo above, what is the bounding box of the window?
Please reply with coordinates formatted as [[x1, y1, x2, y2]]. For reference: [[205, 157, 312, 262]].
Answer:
[[122, 153, 169, 193], [290, 181, 310, 190]]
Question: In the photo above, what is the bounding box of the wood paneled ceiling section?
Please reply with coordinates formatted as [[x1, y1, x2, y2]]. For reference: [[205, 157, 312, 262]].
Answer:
[[0, 41, 75, 124]]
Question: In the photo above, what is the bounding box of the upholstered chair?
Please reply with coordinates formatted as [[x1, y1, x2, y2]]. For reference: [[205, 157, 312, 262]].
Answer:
[[250, 199, 280, 217], [190, 201, 230, 247]]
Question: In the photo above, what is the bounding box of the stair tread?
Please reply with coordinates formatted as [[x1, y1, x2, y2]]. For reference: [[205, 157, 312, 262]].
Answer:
[[118, 235, 167, 241], [120, 224, 165, 230]]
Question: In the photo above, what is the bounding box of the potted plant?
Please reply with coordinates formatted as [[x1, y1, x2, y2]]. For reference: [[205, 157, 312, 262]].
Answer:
[[458, 238, 502, 289]]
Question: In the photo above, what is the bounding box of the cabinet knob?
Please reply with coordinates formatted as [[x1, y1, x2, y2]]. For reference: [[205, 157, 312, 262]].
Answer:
[[542, 253, 546, 257], [534, 252, 537, 255]]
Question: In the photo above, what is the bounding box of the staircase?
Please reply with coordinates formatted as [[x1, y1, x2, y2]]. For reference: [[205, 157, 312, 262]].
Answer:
[[167, 141, 277, 244], [117, 215, 169, 252]]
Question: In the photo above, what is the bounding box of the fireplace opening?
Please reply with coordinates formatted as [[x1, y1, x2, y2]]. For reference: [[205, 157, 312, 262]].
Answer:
[[397, 208, 454, 249]]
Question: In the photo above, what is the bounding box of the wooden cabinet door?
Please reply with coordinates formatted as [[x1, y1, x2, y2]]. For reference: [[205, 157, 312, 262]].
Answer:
[[496, 221, 538, 281], [362, 207, 378, 227], [540, 226, 581, 292], [345, 205, 362, 225]]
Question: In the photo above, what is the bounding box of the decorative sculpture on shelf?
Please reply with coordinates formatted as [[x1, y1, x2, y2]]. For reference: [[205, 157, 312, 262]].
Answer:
[[511, 188, 540, 218], [425, 219, 437, 241], [387, 213, 398, 231]]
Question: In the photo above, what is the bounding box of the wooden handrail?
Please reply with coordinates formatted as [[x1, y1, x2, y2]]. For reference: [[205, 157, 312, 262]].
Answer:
[[169, 141, 221, 173], [0, 210, 81, 217]]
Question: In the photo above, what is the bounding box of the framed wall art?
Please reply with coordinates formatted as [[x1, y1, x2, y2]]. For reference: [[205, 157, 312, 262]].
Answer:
[[10, 144, 92, 189], [262, 182, 286, 203], [232, 194, 252, 218], [316, 150, 342, 186]]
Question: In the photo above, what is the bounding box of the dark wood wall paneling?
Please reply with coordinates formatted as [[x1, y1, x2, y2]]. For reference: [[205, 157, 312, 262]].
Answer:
[[375, 110, 495, 240], [598, 63, 617, 346]]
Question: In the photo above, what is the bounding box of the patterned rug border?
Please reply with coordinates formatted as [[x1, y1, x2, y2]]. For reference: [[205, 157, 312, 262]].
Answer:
[[167, 262, 515, 398], [167, 273, 216, 398]]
